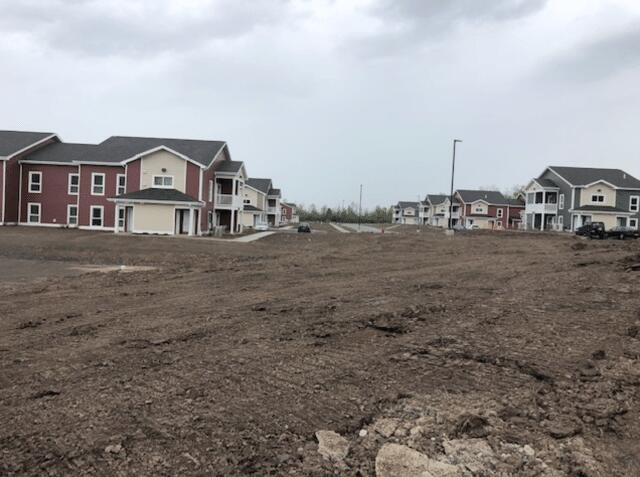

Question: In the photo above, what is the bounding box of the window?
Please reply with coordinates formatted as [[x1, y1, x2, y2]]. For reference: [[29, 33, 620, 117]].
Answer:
[[28, 203, 41, 223], [117, 174, 126, 196], [209, 180, 214, 202], [68, 205, 78, 226], [631, 196, 639, 212], [243, 199, 251, 204], [591, 194, 605, 203], [617, 217, 627, 227], [497, 208, 504, 218], [118, 208, 125, 228], [630, 218, 638, 230], [28, 171, 42, 193], [559, 194, 565, 210], [474, 207, 483, 213], [68, 173, 79, 195], [91, 173, 105, 195], [153, 175, 173, 188], [527, 193, 535, 204], [496, 221, 502, 228], [90, 206, 104, 227]]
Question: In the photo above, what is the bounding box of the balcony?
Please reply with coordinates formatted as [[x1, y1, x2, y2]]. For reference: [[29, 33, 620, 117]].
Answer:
[[267, 206, 278, 214], [215, 194, 243, 209], [526, 203, 558, 214]]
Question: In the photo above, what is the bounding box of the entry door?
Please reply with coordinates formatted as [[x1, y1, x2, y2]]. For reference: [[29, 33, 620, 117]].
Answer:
[[617, 217, 627, 227]]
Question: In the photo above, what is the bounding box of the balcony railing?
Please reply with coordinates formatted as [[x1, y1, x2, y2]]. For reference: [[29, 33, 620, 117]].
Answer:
[[215, 194, 243, 208], [267, 207, 278, 214], [526, 203, 558, 214]]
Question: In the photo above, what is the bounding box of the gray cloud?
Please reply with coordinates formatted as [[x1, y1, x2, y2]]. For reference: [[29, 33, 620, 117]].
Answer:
[[540, 24, 640, 82], [0, 0, 292, 57], [349, 0, 548, 58]]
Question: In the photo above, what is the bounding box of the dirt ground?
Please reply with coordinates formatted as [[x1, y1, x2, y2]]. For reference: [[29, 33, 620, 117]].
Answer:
[[1, 226, 639, 476]]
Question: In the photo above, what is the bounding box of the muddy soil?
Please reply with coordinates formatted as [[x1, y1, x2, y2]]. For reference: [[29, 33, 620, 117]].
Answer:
[[0, 226, 639, 476]]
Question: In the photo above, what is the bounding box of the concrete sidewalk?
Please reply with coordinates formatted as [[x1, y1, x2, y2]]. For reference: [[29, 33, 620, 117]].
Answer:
[[330, 223, 351, 233]]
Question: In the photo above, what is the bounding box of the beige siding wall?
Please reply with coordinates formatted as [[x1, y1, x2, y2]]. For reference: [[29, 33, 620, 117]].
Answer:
[[133, 204, 175, 234], [580, 183, 616, 208], [470, 201, 489, 215], [140, 151, 187, 192], [242, 211, 257, 227], [590, 214, 618, 230]]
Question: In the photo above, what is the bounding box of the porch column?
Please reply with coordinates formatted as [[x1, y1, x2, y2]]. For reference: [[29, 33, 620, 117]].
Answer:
[[114, 206, 120, 234], [188, 208, 195, 236], [230, 208, 236, 235], [541, 213, 545, 231]]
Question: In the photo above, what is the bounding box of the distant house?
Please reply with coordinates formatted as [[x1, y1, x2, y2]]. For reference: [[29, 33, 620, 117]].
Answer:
[[523, 166, 640, 231], [392, 201, 420, 224], [280, 202, 298, 225], [243, 178, 283, 228], [455, 190, 525, 230], [425, 195, 460, 227]]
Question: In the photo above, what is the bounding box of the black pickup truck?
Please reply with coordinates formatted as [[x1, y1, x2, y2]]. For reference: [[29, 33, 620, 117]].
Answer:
[[575, 222, 639, 240]]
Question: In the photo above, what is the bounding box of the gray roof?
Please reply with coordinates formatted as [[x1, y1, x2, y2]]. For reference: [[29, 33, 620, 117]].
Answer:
[[23, 143, 98, 163], [0, 130, 55, 157], [243, 204, 262, 212], [115, 188, 199, 203], [396, 201, 420, 209], [506, 198, 525, 207], [535, 178, 559, 188], [246, 178, 272, 194], [214, 160, 244, 174], [549, 166, 640, 189], [426, 194, 456, 205], [268, 188, 281, 197], [572, 205, 633, 213], [456, 189, 507, 205], [87, 136, 226, 167]]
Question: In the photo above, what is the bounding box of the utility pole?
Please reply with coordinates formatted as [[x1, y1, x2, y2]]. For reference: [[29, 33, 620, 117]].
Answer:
[[449, 139, 462, 230], [358, 184, 363, 231]]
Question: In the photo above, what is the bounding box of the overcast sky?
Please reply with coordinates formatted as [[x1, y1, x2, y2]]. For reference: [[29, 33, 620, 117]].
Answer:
[[2, 0, 640, 208]]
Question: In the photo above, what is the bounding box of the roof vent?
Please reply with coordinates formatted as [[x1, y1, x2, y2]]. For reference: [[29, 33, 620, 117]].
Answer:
[[623, 173, 627, 179]]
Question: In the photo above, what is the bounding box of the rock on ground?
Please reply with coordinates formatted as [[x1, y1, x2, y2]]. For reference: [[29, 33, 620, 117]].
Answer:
[[375, 443, 461, 477], [315, 430, 349, 462]]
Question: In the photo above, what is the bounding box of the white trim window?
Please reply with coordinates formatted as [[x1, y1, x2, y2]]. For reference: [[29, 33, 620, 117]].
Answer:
[[118, 207, 125, 228], [67, 204, 78, 226], [559, 194, 565, 210], [28, 203, 41, 223], [28, 171, 42, 193], [91, 173, 105, 196], [630, 218, 638, 230], [116, 174, 126, 196], [68, 173, 79, 195], [591, 194, 605, 203], [497, 208, 504, 218], [152, 175, 174, 189], [630, 196, 639, 212], [90, 206, 104, 227]]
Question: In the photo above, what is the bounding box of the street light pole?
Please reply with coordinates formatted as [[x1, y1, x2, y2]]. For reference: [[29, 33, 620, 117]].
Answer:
[[449, 139, 462, 230], [358, 184, 363, 231]]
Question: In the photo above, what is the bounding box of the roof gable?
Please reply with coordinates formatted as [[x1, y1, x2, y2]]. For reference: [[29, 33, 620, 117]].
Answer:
[[548, 166, 640, 189], [88, 136, 226, 167], [0, 130, 57, 158], [456, 189, 507, 205], [246, 178, 272, 194]]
